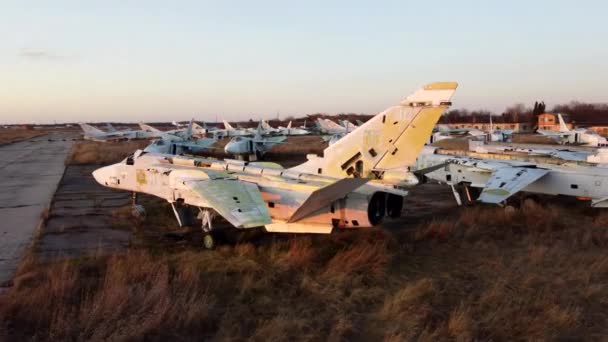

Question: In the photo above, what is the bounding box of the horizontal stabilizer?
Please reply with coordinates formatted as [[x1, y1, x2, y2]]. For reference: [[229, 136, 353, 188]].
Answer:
[[413, 162, 449, 176], [288, 178, 369, 223], [478, 167, 548, 203]]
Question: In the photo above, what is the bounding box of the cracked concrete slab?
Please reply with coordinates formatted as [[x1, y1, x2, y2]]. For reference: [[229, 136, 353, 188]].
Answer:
[[0, 132, 74, 285], [35, 165, 133, 262]]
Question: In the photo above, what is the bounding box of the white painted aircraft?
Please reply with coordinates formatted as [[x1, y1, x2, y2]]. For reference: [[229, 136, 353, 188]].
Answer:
[[428, 126, 486, 144], [415, 146, 608, 207], [319, 119, 357, 145], [92, 82, 457, 248], [316, 118, 347, 135], [79, 123, 163, 142], [276, 121, 309, 136], [340, 120, 358, 131], [139, 120, 208, 138], [208, 120, 253, 138], [224, 126, 287, 160], [537, 113, 607, 146], [143, 121, 216, 155]]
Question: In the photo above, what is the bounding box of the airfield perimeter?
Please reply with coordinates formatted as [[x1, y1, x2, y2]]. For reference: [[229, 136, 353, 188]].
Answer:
[[0, 131, 74, 285], [2, 132, 608, 340]]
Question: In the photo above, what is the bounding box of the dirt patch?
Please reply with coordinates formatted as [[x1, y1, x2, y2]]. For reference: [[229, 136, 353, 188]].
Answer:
[[0, 129, 45, 145]]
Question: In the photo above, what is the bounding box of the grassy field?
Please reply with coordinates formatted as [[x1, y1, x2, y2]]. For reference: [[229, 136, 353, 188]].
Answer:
[[2, 139, 608, 340], [66, 140, 150, 165], [1, 196, 607, 340]]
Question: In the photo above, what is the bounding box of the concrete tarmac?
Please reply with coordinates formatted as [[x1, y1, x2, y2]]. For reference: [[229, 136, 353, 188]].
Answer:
[[0, 132, 73, 285]]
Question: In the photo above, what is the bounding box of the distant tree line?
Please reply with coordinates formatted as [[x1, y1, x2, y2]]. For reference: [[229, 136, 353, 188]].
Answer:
[[439, 101, 608, 127], [553, 102, 608, 125]]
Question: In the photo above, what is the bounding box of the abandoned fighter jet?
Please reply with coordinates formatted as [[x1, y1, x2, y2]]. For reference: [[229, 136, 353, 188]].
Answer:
[[92, 82, 457, 248], [79, 123, 164, 142], [537, 113, 607, 146], [139, 119, 208, 139], [415, 145, 608, 207], [143, 120, 216, 155], [224, 124, 286, 160]]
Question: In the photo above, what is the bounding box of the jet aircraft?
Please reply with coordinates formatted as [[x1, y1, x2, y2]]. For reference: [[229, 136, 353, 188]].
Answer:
[[92, 82, 457, 248], [224, 125, 287, 160], [79, 123, 163, 142], [143, 120, 216, 155], [415, 146, 608, 207], [537, 113, 607, 146]]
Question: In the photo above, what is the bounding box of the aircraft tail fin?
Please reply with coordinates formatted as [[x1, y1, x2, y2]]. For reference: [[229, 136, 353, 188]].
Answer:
[[185, 118, 194, 139], [105, 123, 117, 132], [558, 113, 570, 132], [139, 122, 160, 132], [191, 122, 204, 130], [287, 121, 292, 129], [293, 82, 457, 177], [261, 120, 273, 130], [79, 123, 104, 135], [223, 120, 234, 130]]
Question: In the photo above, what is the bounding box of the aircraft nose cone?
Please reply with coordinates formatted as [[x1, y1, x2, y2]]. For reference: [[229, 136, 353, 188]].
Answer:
[[92, 166, 110, 186], [224, 142, 239, 154]]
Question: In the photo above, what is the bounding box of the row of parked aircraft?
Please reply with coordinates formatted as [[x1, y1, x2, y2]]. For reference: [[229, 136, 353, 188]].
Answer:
[[89, 82, 608, 248], [92, 82, 458, 248], [80, 117, 369, 160], [431, 113, 607, 147]]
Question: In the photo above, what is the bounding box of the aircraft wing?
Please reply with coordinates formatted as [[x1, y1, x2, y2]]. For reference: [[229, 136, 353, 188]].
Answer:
[[478, 167, 549, 203], [185, 179, 272, 228], [175, 138, 216, 149], [288, 178, 369, 223], [537, 130, 570, 137]]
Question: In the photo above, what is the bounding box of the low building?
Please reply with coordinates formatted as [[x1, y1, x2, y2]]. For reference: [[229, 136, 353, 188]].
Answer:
[[537, 113, 573, 131]]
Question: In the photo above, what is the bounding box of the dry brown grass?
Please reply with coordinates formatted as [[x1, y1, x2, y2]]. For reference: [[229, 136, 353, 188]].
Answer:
[[66, 140, 149, 165], [0, 129, 45, 144], [2, 200, 608, 340]]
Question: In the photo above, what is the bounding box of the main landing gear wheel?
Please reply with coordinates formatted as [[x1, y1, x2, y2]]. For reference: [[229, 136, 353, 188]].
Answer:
[[203, 233, 215, 250], [199, 208, 216, 250]]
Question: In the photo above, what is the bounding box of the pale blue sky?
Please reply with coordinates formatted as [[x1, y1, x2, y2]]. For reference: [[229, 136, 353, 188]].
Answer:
[[1, 0, 607, 123]]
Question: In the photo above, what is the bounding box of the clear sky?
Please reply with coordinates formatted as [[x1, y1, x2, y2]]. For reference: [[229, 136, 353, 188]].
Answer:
[[1, 0, 607, 123]]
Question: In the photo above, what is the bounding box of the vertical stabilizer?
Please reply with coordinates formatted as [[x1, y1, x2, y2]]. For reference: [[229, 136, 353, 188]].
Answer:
[[223, 120, 234, 130], [105, 123, 117, 132], [79, 123, 105, 135], [558, 113, 570, 132], [291, 82, 458, 178], [139, 123, 161, 132], [185, 118, 194, 139]]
